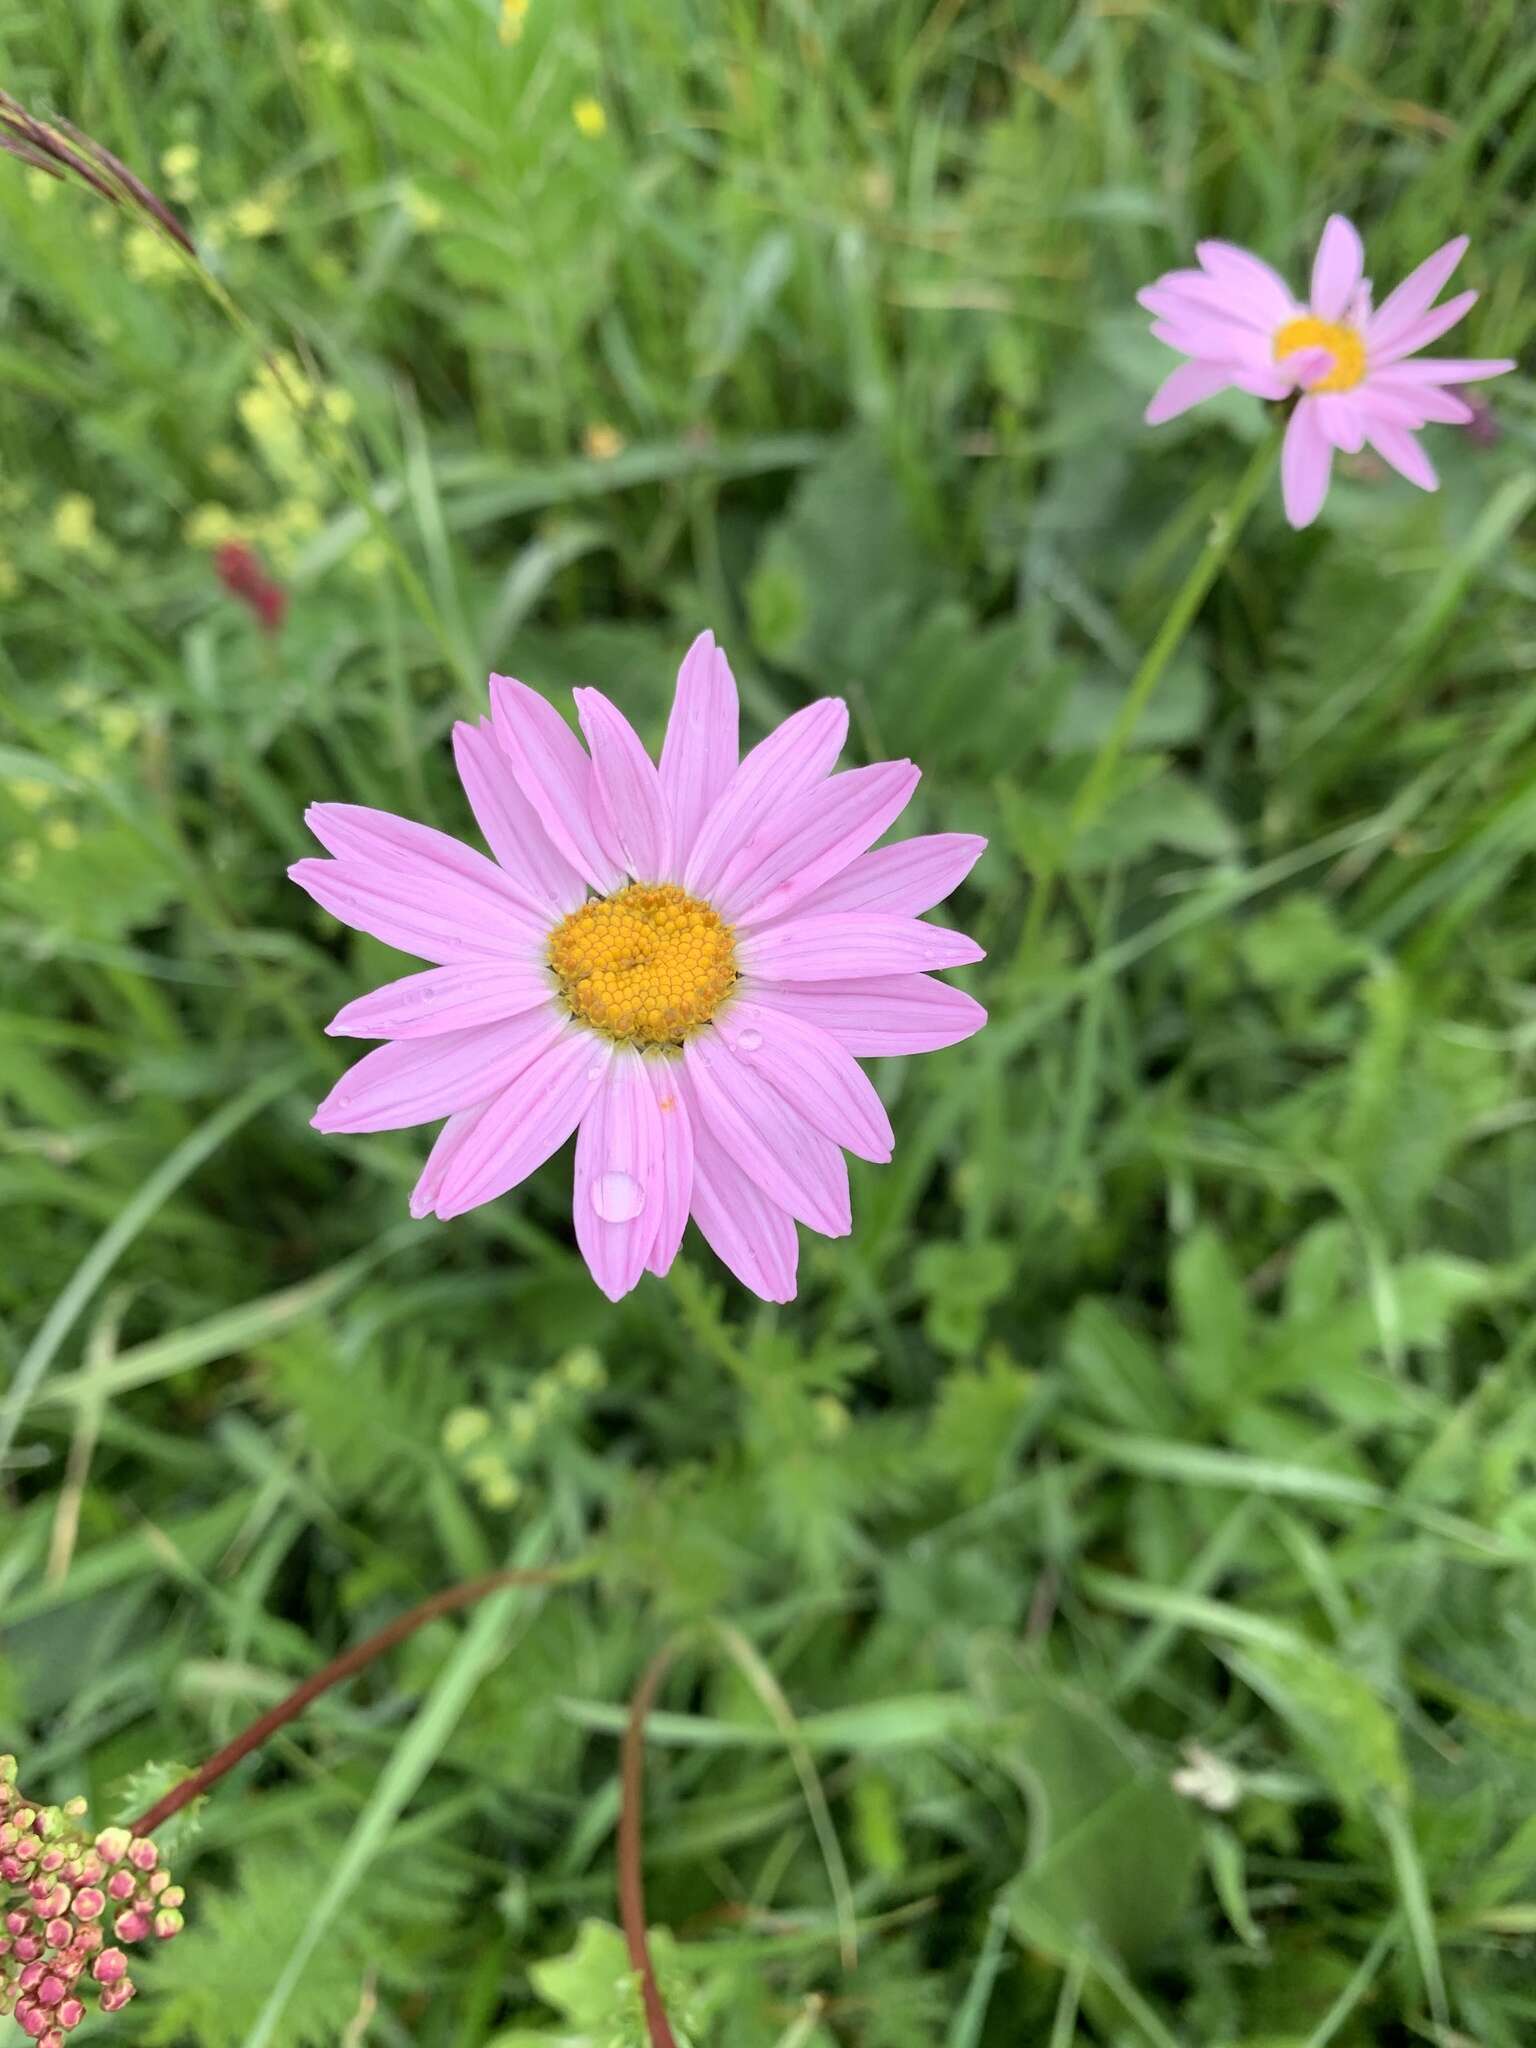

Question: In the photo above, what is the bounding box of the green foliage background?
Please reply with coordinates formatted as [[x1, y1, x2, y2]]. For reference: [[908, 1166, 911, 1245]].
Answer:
[[3, 2, 1536, 2042]]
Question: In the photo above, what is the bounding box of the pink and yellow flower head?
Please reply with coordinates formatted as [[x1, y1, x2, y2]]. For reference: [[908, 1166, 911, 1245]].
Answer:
[[1140, 215, 1515, 527], [290, 634, 987, 1302]]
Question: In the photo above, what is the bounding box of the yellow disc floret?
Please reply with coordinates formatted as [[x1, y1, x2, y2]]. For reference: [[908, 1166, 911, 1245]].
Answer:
[[550, 883, 736, 1047], [1273, 314, 1367, 394]]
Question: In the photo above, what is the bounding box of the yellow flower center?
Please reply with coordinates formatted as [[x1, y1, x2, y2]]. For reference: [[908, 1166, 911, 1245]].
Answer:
[[1273, 314, 1367, 394], [549, 883, 736, 1047]]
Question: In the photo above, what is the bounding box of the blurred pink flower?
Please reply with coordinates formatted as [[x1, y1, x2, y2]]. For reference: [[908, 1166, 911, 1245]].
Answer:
[[1141, 215, 1515, 527], [291, 632, 987, 1301], [214, 540, 286, 635]]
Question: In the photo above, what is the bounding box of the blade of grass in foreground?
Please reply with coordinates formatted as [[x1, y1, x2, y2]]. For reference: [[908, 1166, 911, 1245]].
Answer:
[[237, 1530, 559, 2048], [0, 1061, 306, 1465]]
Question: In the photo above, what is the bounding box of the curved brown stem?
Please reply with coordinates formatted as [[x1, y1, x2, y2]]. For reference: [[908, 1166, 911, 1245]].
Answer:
[[618, 1645, 682, 2048], [129, 1565, 576, 1836]]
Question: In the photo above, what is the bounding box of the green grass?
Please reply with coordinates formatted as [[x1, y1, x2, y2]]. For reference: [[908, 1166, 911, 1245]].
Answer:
[[3, 1, 1536, 2042]]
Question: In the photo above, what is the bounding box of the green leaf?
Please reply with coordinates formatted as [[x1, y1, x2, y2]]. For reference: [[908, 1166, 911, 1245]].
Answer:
[[1003, 1690, 1201, 1969], [1171, 1225, 1253, 1408], [1232, 1641, 1408, 1812]]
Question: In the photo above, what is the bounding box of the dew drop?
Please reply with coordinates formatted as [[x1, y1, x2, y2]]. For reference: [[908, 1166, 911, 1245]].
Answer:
[[592, 1170, 645, 1223], [736, 1027, 764, 1053]]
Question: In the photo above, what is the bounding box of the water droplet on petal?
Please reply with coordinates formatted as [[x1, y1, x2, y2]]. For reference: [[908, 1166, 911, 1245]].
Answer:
[[592, 1170, 645, 1223], [736, 1028, 763, 1053]]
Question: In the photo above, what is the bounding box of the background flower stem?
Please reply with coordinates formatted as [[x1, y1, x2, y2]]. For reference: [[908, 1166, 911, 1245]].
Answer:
[[128, 1562, 588, 1836], [1025, 421, 1284, 950]]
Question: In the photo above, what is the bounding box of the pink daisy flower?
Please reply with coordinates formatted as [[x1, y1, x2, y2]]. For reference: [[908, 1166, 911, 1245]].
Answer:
[[290, 633, 987, 1303], [1140, 215, 1515, 528]]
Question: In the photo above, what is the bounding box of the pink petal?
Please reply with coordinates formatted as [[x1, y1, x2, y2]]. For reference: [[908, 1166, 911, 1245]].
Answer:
[[684, 1101, 799, 1303], [432, 1027, 611, 1219], [777, 832, 986, 921], [1314, 394, 1366, 455], [410, 1100, 492, 1219], [684, 698, 848, 899], [739, 912, 984, 982], [572, 1051, 663, 1301], [756, 974, 987, 1057], [1310, 215, 1364, 323], [1280, 399, 1334, 530], [573, 688, 673, 882], [489, 675, 626, 894], [715, 1000, 893, 1162], [1138, 273, 1273, 333], [326, 962, 554, 1039], [1372, 288, 1478, 365], [1367, 235, 1468, 351], [1144, 361, 1233, 426], [644, 1061, 694, 1278], [1275, 345, 1335, 387], [289, 858, 541, 965], [719, 760, 921, 926], [659, 631, 739, 867], [1195, 240, 1297, 323], [1363, 382, 1473, 427], [1370, 355, 1515, 387], [682, 1035, 850, 1237], [452, 719, 586, 918], [304, 803, 546, 937], [1142, 304, 1269, 364], [1231, 366, 1298, 400], [312, 1008, 566, 1133], [1365, 422, 1438, 492]]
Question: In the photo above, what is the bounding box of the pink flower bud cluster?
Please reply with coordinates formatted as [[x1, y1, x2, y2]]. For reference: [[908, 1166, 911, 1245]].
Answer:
[[0, 1759, 184, 2043]]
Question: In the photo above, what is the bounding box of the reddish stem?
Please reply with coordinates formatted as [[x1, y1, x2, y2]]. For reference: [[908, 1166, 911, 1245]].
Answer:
[[128, 1566, 572, 1836], [618, 1645, 681, 2048]]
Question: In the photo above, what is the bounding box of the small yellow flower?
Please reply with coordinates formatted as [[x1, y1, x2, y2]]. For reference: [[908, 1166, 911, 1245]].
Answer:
[[44, 817, 81, 853], [442, 1406, 492, 1456], [161, 143, 201, 201], [100, 703, 142, 750], [66, 745, 107, 783], [6, 780, 52, 813], [270, 497, 322, 548], [560, 1346, 606, 1391], [581, 421, 625, 461], [9, 843, 39, 882], [466, 1455, 522, 1510], [300, 35, 354, 75], [124, 225, 182, 281], [348, 535, 390, 579], [237, 385, 284, 439], [499, 0, 530, 42], [402, 184, 445, 232], [184, 504, 241, 550], [230, 197, 277, 240], [572, 96, 608, 140], [52, 494, 98, 553]]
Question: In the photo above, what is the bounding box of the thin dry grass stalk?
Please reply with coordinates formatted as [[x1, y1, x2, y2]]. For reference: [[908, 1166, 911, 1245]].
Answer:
[[0, 87, 195, 255]]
